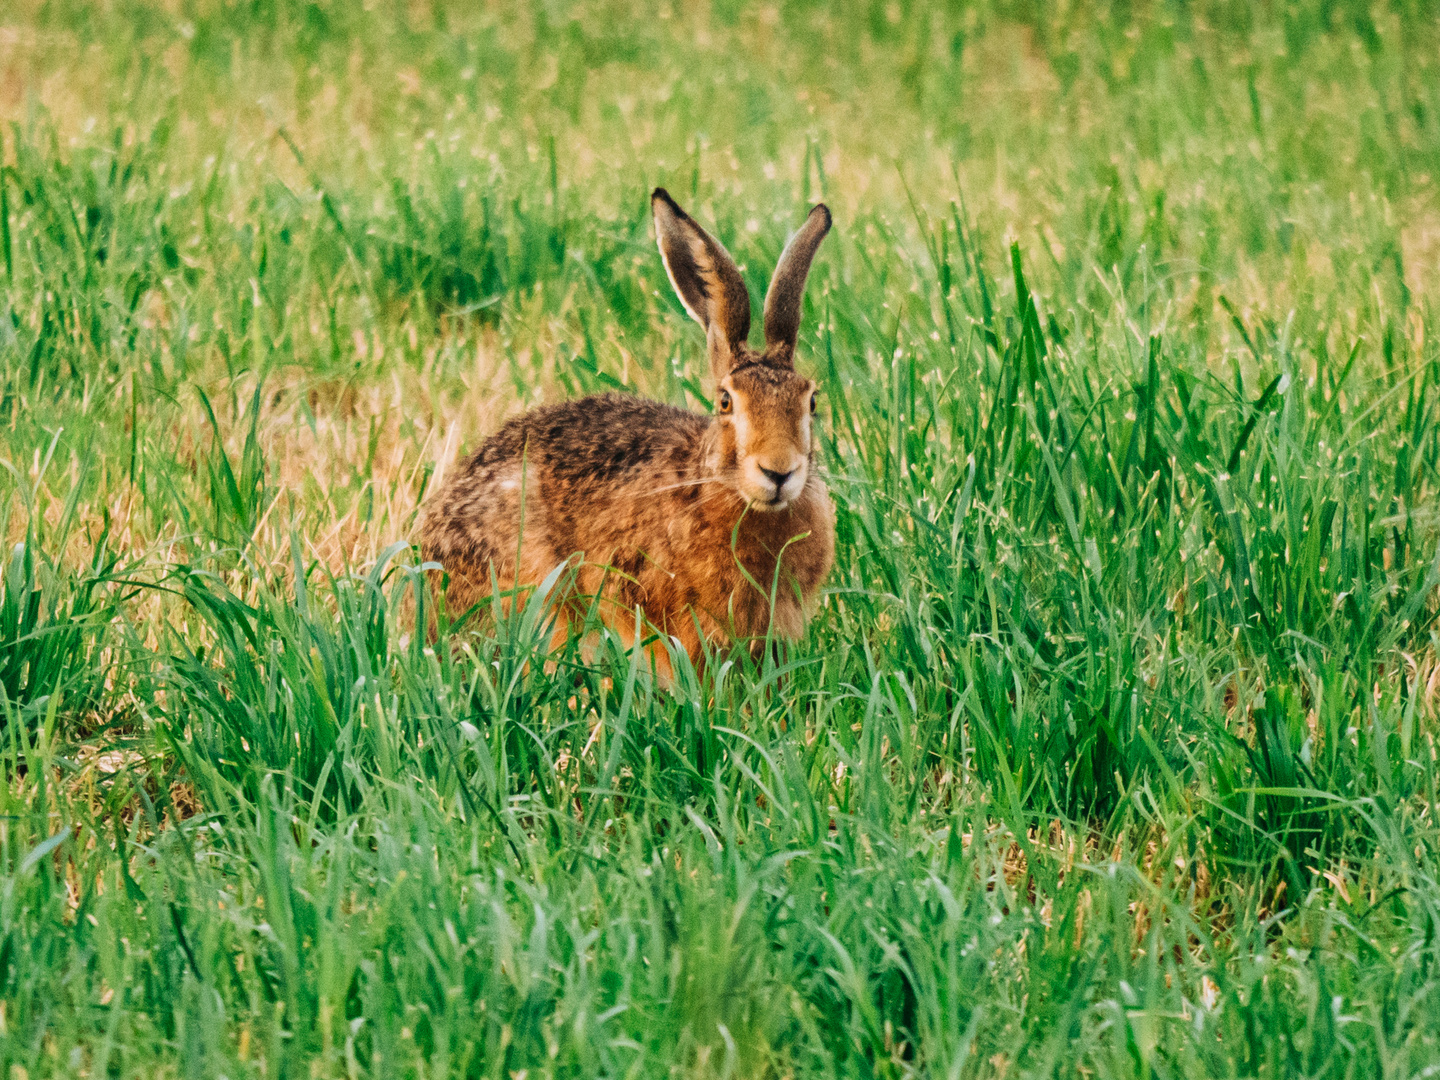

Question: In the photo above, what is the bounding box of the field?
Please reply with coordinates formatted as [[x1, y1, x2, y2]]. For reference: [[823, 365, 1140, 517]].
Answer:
[[3, 1, 1440, 1076]]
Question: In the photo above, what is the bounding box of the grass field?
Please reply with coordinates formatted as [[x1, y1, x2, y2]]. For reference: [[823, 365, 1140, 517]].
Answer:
[[4, 1, 1440, 1075]]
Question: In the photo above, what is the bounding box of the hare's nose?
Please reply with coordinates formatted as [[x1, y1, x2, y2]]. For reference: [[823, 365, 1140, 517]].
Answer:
[[761, 467, 794, 490]]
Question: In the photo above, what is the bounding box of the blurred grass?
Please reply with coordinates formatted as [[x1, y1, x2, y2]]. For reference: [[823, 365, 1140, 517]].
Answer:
[[4, 0, 1440, 1076]]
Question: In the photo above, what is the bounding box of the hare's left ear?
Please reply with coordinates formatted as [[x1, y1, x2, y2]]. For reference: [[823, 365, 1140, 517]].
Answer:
[[762, 204, 832, 362], [653, 189, 752, 379]]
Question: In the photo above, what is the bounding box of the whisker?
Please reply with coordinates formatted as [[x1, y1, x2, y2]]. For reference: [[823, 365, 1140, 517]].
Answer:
[[639, 475, 729, 498], [814, 469, 876, 486], [686, 484, 734, 510]]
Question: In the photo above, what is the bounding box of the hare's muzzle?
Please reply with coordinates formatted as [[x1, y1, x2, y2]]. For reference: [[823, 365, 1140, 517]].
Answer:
[[744, 455, 808, 510]]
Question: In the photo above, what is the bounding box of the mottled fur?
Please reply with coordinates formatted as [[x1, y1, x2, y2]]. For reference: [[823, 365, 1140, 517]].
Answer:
[[419, 190, 835, 668]]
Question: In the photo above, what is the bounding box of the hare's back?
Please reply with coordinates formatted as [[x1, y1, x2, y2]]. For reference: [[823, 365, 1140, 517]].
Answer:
[[467, 393, 704, 484], [423, 393, 703, 553]]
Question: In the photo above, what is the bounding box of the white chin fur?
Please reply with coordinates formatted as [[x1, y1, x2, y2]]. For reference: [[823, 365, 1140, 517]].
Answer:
[[746, 495, 792, 512]]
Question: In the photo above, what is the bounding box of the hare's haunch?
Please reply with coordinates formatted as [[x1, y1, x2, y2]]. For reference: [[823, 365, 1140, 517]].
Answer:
[[419, 189, 835, 664]]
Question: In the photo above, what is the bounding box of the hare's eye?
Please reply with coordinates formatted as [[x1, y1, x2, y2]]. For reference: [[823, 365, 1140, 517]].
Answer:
[[718, 391, 732, 414], [809, 392, 818, 414]]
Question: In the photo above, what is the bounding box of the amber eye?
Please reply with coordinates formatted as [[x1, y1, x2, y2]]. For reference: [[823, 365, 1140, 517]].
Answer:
[[718, 390, 732, 414], [809, 392, 818, 414]]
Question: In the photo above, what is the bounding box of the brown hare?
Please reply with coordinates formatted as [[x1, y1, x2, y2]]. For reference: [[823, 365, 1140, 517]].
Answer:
[[418, 189, 834, 672]]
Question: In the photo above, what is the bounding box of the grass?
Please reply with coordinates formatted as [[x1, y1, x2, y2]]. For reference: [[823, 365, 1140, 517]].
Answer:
[[3, 0, 1440, 1075]]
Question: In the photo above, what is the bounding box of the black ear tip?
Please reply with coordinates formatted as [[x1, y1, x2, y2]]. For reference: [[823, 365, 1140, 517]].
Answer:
[[810, 203, 833, 230], [652, 187, 681, 213]]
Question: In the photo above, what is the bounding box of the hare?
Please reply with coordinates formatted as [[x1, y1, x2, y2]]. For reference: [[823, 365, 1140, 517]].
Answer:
[[418, 189, 834, 671]]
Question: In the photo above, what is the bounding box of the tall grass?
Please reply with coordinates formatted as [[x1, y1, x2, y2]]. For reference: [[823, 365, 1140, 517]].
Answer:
[[3, 0, 1440, 1075]]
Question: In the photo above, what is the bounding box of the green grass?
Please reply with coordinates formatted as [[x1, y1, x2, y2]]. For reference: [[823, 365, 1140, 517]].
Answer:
[[4, 0, 1440, 1075]]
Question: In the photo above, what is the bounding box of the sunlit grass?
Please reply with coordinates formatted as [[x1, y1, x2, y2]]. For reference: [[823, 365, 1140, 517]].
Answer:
[[3, 1, 1440, 1076]]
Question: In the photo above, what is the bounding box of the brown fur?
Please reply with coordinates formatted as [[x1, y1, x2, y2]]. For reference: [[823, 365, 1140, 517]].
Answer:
[[418, 190, 835, 669]]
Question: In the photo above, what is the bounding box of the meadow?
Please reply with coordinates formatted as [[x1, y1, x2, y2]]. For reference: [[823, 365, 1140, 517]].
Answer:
[[3, 0, 1440, 1075]]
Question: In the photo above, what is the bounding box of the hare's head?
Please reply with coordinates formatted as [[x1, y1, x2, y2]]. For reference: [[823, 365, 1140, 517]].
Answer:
[[652, 188, 831, 511]]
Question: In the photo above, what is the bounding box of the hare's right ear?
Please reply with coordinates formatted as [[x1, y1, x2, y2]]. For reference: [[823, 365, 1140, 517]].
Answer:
[[653, 189, 751, 377]]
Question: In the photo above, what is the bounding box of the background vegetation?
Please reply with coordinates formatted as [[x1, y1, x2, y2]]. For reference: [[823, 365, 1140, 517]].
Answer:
[[3, 0, 1440, 1075]]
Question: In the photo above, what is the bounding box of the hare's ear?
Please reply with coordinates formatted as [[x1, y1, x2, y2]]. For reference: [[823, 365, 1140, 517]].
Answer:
[[653, 188, 751, 376], [762, 204, 832, 362]]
